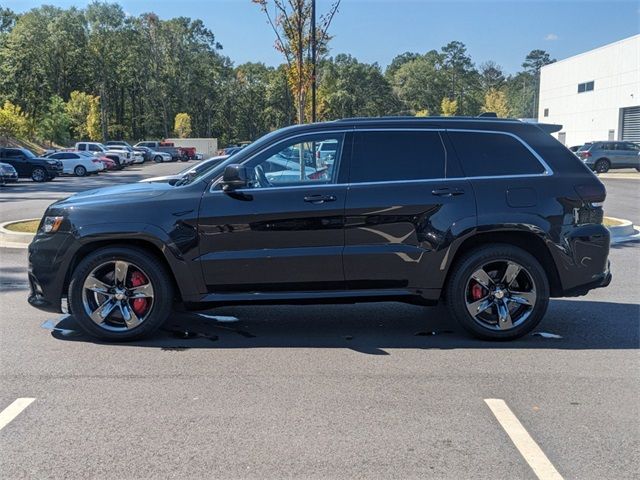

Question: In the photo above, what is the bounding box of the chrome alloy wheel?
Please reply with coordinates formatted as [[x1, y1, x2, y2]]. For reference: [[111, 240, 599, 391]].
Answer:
[[464, 260, 537, 331], [81, 260, 155, 332]]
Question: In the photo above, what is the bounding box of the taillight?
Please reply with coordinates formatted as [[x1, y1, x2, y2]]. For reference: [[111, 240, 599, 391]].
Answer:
[[575, 184, 606, 204], [579, 151, 591, 158]]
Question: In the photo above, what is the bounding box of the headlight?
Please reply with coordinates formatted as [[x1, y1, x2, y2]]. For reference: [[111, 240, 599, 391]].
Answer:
[[46, 160, 57, 165], [41, 216, 64, 233]]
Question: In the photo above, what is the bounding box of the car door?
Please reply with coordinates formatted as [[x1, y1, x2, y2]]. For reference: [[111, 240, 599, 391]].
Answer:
[[343, 129, 476, 294], [197, 132, 349, 293], [3, 149, 28, 176]]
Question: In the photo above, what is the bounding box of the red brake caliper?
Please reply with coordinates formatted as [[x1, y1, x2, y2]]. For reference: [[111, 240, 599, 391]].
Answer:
[[130, 270, 148, 316], [471, 283, 485, 301]]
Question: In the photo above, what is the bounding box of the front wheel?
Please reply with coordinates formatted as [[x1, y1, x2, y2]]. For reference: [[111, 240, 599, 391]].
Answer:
[[31, 168, 47, 182], [68, 247, 174, 341], [445, 244, 549, 340]]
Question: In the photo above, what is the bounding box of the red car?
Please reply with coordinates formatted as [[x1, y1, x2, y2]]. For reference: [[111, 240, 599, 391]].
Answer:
[[96, 156, 117, 170]]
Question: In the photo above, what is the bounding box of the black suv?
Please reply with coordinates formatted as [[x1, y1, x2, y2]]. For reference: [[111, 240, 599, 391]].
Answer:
[[28, 117, 611, 341], [0, 147, 63, 182]]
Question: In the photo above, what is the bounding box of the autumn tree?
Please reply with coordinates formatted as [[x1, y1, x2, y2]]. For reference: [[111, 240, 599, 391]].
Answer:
[[441, 97, 458, 116], [252, 0, 341, 124], [483, 88, 509, 117], [174, 113, 192, 138]]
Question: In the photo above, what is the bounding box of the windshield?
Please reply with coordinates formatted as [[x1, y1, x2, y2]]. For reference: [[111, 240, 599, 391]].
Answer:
[[577, 143, 592, 151], [175, 156, 235, 187], [21, 149, 37, 159]]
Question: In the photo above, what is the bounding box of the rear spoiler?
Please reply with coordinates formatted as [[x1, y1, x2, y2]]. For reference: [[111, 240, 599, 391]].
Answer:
[[535, 123, 563, 134]]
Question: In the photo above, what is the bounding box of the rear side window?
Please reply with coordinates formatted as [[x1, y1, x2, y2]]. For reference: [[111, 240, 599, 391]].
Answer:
[[447, 131, 545, 177], [350, 130, 445, 183]]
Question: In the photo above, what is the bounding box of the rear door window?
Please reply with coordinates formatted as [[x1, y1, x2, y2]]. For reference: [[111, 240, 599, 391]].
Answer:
[[447, 131, 546, 177], [350, 130, 446, 183]]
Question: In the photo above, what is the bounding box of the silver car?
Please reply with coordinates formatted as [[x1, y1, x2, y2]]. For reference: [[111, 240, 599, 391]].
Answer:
[[577, 141, 640, 173]]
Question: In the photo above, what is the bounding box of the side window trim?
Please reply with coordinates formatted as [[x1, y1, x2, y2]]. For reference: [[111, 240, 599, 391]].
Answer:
[[445, 128, 554, 179]]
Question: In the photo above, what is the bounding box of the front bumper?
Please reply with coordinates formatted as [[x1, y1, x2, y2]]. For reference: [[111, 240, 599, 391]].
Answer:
[[28, 232, 76, 313], [0, 173, 18, 183]]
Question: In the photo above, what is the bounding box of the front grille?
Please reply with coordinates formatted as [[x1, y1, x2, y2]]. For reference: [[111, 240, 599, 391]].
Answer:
[[574, 206, 604, 225]]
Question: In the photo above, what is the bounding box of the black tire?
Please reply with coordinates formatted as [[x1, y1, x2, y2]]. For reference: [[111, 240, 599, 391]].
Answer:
[[594, 159, 610, 174], [68, 246, 174, 341], [445, 244, 550, 341], [31, 167, 47, 182], [154, 155, 163, 163], [74, 165, 87, 177]]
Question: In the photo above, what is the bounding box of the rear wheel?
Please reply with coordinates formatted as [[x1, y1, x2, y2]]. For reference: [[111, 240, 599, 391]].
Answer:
[[74, 165, 87, 177], [446, 244, 549, 340], [68, 247, 174, 341], [31, 168, 47, 182], [594, 159, 610, 173], [154, 155, 163, 163]]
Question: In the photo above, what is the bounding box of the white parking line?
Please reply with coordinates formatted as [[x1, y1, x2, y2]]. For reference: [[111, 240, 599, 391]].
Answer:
[[484, 398, 564, 480], [0, 398, 35, 431]]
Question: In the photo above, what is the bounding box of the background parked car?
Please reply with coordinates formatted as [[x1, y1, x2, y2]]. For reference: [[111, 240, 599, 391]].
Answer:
[[0, 147, 62, 182], [104, 140, 133, 149], [134, 141, 181, 161], [94, 155, 118, 170], [107, 145, 144, 164], [134, 146, 172, 163], [577, 141, 640, 173], [75, 142, 126, 169], [44, 151, 104, 176], [104, 145, 135, 165], [0, 161, 18, 185]]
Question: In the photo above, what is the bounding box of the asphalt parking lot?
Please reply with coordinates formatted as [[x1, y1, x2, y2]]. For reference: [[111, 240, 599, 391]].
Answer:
[[0, 162, 638, 479]]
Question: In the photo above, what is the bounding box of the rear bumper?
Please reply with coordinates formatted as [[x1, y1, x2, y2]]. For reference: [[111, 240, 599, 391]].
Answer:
[[562, 261, 611, 297]]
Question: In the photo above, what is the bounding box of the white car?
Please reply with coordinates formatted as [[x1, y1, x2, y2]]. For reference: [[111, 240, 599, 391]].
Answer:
[[139, 155, 229, 183], [75, 142, 130, 168], [45, 151, 104, 176]]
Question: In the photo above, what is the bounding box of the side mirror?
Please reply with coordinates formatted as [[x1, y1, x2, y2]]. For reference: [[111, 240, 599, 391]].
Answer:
[[221, 164, 249, 191]]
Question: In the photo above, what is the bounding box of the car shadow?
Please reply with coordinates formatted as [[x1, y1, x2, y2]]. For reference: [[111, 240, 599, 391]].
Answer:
[[46, 299, 639, 354]]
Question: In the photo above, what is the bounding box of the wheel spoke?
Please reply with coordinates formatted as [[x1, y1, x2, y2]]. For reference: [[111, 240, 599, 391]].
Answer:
[[509, 290, 536, 306], [90, 298, 117, 325], [114, 261, 129, 286], [501, 262, 521, 287], [496, 300, 513, 330], [466, 297, 492, 317], [471, 268, 494, 289], [84, 275, 111, 294], [129, 283, 153, 299], [119, 302, 142, 329]]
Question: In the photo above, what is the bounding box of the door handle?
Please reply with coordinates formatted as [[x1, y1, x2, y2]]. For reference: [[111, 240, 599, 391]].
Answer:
[[431, 187, 465, 197], [304, 194, 337, 204]]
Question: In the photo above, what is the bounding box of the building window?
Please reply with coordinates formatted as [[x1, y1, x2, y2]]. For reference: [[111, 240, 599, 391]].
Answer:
[[543, 108, 549, 117], [578, 81, 594, 93]]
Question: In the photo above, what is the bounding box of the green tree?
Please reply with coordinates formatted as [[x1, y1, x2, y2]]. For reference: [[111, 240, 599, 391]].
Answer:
[[38, 95, 70, 145], [441, 97, 458, 116], [391, 51, 444, 114], [174, 112, 192, 138], [87, 96, 101, 140], [522, 49, 555, 118], [319, 54, 399, 120], [66, 91, 99, 138]]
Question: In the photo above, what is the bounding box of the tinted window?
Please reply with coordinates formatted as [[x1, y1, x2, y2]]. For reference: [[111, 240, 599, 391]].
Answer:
[[5, 149, 23, 158], [448, 131, 545, 177], [350, 131, 445, 183]]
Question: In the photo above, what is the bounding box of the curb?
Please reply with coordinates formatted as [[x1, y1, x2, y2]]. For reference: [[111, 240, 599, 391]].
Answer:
[[607, 217, 640, 244], [0, 219, 37, 248]]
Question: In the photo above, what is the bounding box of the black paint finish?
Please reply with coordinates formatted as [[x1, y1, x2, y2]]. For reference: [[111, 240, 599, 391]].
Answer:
[[28, 117, 611, 314]]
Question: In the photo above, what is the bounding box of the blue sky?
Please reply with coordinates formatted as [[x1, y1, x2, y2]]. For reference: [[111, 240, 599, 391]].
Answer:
[[5, 0, 639, 73]]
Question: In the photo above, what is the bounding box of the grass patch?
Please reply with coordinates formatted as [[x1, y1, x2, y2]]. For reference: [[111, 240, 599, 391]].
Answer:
[[4, 219, 39, 233], [603, 217, 625, 227]]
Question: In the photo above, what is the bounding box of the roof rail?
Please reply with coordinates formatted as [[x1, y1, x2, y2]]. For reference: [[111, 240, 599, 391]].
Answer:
[[335, 115, 521, 123], [478, 112, 497, 117]]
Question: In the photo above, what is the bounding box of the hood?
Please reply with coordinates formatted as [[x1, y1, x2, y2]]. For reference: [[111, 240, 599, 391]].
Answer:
[[138, 174, 182, 183], [54, 181, 174, 208]]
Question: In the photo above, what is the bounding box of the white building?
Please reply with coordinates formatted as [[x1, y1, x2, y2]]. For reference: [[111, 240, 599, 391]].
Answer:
[[538, 34, 639, 147]]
